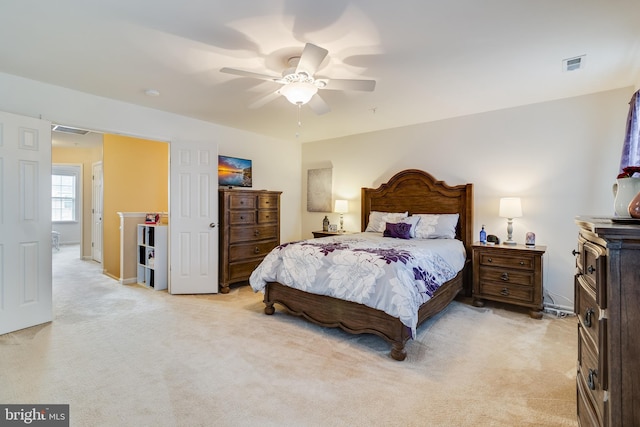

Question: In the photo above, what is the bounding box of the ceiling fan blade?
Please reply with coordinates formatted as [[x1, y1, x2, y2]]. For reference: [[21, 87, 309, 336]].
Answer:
[[307, 94, 331, 115], [220, 67, 282, 82], [295, 43, 328, 76], [248, 91, 281, 109], [321, 78, 376, 91]]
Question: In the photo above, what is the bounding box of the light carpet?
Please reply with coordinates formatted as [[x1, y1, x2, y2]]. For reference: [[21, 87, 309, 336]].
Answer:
[[0, 245, 577, 426]]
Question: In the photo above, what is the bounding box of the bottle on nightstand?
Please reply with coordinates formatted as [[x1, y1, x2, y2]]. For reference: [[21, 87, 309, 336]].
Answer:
[[479, 225, 487, 244]]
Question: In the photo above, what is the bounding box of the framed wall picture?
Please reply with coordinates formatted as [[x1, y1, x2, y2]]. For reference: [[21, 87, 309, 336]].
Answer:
[[307, 167, 332, 212]]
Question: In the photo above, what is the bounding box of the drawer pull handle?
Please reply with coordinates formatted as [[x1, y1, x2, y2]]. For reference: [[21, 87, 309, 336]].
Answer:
[[587, 265, 595, 274], [519, 261, 524, 265], [584, 307, 594, 328], [587, 369, 597, 390], [487, 258, 493, 263], [240, 216, 244, 220], [254, 230, 260, 236], [572, 249, 579, 256], [500, 273, 509, 281], [254, 247, 260, 254], [500, 287, 510, 296]]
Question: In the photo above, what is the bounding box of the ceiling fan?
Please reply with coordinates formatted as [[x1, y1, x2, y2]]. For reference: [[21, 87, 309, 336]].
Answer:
[[220, 43, 376, 115]]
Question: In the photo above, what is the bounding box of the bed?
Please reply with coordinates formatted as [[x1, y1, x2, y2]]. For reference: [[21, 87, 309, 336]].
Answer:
[[250, 169, 473, 360]]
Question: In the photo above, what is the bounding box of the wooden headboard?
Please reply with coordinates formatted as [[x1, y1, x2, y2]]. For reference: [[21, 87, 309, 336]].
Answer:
[[361, 169, 474, 257]]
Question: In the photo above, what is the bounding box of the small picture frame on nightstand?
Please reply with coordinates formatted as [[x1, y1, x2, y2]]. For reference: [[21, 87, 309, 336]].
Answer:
[[328, 224, 338, 232]]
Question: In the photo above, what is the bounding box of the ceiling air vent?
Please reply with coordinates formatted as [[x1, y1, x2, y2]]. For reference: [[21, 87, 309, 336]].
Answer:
[[51, 124, 90, 135], [562, 55, 585, 72]]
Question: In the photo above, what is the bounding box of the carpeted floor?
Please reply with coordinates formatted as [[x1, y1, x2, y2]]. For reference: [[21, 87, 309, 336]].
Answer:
[[0, 245, 578, 426]]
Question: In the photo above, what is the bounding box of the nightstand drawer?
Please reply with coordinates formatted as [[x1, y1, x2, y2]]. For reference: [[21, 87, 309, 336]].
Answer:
[[478, 252, 535, 270], [476, 281, 534, 303], [478, 267, 534, 287]]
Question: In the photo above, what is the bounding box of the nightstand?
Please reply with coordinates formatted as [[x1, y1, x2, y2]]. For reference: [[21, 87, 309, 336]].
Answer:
[[312, 230, 356, 238], [472, 242, 546, 319]]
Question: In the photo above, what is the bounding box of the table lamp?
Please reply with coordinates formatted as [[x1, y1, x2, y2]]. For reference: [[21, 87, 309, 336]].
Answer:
[[334, 200, 348, 232], [499, 197, 522, 245]]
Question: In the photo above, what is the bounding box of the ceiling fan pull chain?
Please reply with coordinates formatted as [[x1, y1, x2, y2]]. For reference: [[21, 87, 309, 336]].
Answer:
[[297, 103, 302, 127]]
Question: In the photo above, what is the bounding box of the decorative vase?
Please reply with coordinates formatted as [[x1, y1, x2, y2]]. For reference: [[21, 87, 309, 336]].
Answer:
[[629, 191, 640, 219], [613, 178, 640, 217]]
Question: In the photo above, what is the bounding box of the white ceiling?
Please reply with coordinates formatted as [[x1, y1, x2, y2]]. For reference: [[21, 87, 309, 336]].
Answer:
[[2, 1, 639, 143]]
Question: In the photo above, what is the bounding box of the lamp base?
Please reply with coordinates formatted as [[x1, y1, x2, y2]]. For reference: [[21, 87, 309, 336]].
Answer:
[[503, 240, 517, 245]]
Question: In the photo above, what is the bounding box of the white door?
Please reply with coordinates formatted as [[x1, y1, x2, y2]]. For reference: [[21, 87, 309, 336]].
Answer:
[[92, 161, 103, 263], [169, 140, 218, 294], [0, 111, 53, 335]]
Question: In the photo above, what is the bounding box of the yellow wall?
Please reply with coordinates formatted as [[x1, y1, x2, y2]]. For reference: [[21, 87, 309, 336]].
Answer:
[[103, 134, 168, 279], [52, 143, 103, 257]]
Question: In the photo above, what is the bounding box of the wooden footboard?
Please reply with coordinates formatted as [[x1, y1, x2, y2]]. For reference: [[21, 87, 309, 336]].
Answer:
[[263, 268, 465, 361]]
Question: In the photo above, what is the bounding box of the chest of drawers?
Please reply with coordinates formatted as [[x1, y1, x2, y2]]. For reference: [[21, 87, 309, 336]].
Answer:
[[219, 189, 281, 293], [574, 216, 640, 427], [472, 242, 546, 318]]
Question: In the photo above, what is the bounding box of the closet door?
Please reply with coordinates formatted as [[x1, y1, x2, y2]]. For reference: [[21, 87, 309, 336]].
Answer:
[[168, 140, 218, 294], [0, 110, 52, 334]]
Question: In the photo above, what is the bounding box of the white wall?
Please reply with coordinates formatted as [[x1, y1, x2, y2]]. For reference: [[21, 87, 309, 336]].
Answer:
[[302, 87, 634, 309], [0, 72, 302, 244]]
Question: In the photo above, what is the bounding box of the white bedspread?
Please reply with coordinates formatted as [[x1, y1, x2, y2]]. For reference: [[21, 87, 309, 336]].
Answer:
[[249, 233, 466, 337]]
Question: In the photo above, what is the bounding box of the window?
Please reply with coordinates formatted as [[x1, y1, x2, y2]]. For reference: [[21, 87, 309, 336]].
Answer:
[[52, 165, 81, 222]]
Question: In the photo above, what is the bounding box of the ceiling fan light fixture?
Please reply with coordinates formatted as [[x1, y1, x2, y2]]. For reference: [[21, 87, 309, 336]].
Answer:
[[279, 82, 318, 105]]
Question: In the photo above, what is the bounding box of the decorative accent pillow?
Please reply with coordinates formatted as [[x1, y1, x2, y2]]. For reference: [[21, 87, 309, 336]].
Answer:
[[413, 214, 459, 239], [365, 211, 408, 233], [400, 215, 421, 238], [383, 222, 412, 239]]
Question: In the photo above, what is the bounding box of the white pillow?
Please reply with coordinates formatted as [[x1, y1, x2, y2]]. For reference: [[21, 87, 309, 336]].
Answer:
[[400, 215, 421, 238], [365, 211, 408, 233], [413, 214, 459, 239]]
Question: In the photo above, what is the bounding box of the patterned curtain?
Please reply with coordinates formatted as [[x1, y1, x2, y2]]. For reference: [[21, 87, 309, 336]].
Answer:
[[619, 89, 640, 174]]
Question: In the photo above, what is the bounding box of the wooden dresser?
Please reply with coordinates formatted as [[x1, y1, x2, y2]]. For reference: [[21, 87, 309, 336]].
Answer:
[[219, 189, 281, 293], [472, 242, 546, 318], [574, 216, 640, 426]]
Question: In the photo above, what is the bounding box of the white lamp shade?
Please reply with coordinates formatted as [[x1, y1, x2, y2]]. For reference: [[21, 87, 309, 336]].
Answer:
[[499, 197, 522, 218], [334, 199, 348, 213], [279, 82, 318, 105]]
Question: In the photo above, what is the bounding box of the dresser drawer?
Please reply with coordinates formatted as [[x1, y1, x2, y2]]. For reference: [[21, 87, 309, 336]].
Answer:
[[478, 267, 534, 287], [229, 211, 256, 225], [576, 235, 586, 273], [229, 240, 278, 262], [229, 225, 278, 243], [258, 210, 278, 224], [577, 325, 606, 423], [258, 194, 279, 209], [582, 241, 607, 308], [577, 367, 604, 427], [478, 252, 535, 270], [228, 259, 264, 281], [575, 275, 599, 348], [229, 193, 256, 209], [476, 281, 534, 304]]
